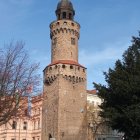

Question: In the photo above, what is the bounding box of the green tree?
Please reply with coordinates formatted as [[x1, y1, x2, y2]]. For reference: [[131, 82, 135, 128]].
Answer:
[[94, 33, 140, 140]]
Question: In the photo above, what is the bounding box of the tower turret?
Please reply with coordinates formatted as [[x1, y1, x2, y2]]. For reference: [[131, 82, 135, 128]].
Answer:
[[56, 0, 75, 20], [50, 0, 80, 63]]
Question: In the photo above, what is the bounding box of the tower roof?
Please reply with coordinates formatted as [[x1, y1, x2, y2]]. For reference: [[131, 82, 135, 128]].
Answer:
[[55, 0, 75, 20], [57, 0, 74, 11]]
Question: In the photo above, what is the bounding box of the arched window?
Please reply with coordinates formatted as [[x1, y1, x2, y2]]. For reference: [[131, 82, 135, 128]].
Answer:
[[63, 12, 66, 19], [69, 13, 72, 19], [58, 14, 60, 20]]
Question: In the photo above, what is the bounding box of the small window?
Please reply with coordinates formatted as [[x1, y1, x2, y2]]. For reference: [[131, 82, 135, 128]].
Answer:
[[71, 38, 75, 45], [12, 121, 17, 129], [52, 38, 57, 45], [62, 65, 66, 68], [63, 12, 66, 19], [23, 121, 27, 130], [58, 14, 60, 20], [63, 22, 67, 25], [83, 69, 85, 72], [71, 22, 74, 26], [70, 65, 73, 69], [69, 13, 72, 19], [38, 119, 40, 129]]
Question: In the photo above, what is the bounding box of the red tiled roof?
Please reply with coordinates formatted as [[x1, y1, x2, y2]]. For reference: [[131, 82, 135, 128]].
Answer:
[[47, 60, 86, 68], [87, 90, 97, 95]]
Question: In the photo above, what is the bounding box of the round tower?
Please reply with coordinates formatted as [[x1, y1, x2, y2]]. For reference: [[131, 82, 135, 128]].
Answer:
[[42, 1, 87, 140], [50, 0, 80, 63]]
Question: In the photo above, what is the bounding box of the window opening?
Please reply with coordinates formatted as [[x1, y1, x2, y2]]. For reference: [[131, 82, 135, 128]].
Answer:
[[83, 69, 85, 72], [52, 38, 57, 45], [63, 22, 67, 25], [71, 38, 75, 45], [23, 121, 27, 130], [63, 12, 66, 19], [69, 13, 72, 19], [71, 23, 74, 26], [62, 65, 66, 68], [70, 65, 73, 69], [49, 134, 52, 139], [58, 14, 60, 20], [12, 121, 17, 129]]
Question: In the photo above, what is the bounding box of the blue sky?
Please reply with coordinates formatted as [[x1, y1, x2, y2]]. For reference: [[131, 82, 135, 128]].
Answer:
[[0, 0, 140, 90]]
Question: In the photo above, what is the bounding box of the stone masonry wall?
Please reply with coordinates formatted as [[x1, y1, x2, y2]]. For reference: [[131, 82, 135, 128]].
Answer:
[[42, 64, 87, 140], [50, 20, 80, 63]]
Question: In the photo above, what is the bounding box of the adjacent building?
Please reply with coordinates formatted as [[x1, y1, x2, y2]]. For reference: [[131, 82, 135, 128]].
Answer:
[[0, 95, 42, 140]]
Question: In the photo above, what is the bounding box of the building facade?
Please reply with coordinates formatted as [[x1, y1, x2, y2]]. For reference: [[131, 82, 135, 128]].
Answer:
[[87, 90, 122, 140], [0, 95, 42, 140], [42, 0, 87, 140]]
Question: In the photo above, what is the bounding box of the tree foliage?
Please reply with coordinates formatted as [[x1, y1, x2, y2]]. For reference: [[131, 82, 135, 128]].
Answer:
[[0, 42, 40, 126], [94, 33, 140, 139]]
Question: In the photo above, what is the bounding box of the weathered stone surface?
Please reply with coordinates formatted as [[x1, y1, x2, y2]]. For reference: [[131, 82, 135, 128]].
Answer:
[[42, 1, 87, 139]]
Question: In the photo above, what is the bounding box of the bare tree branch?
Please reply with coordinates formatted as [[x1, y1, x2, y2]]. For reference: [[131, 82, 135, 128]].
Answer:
[[0, 41, 40, 126]]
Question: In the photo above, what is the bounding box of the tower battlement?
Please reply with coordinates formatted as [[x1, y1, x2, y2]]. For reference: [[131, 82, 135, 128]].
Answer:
[[50, 20, 80, 39], [44, 63, 86, 86]]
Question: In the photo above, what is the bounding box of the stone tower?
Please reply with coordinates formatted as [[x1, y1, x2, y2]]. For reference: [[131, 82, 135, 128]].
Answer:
[[42, 0, 87, 140]]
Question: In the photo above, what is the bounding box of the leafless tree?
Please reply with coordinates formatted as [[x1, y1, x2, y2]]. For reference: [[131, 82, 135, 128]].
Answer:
[[0, 41, 40, 126], [87, 103, 107, 140]]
